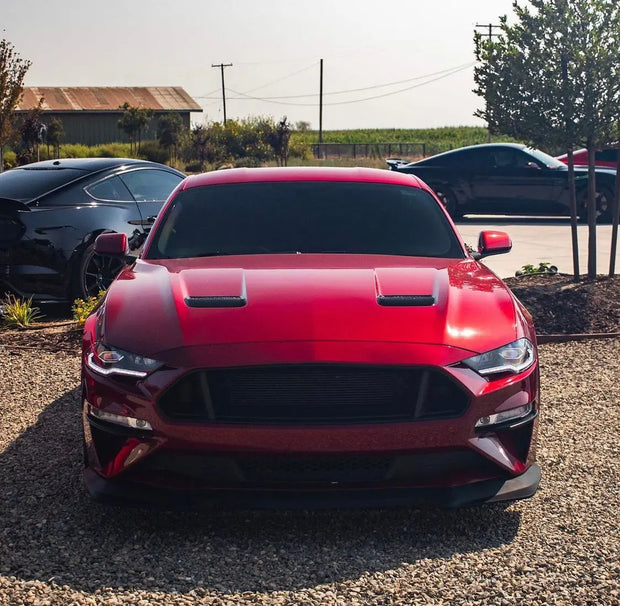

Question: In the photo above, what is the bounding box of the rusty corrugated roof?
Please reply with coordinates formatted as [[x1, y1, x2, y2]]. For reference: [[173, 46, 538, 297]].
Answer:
[[17, 87, 202, 112]]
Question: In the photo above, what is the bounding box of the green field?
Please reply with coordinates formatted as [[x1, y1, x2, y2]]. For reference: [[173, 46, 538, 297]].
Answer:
[[291, 126, 518, 148]]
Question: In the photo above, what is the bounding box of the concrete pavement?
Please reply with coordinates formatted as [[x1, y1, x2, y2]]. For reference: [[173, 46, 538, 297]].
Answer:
[[454, 217, 620, 278]]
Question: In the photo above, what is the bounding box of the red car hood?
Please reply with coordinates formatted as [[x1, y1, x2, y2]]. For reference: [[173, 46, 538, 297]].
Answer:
[[102, 255, 522, 363]]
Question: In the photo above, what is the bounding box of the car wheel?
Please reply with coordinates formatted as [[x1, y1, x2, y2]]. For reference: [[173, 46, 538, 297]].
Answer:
[[433, 187, 462, 219], [73, 242, 126, 300], [578, 186, 615, 223]]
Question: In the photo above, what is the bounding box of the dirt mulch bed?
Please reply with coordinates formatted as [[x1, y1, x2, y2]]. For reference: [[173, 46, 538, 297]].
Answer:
[[504, 273, 620, 335], [0, 274, 618, 350]]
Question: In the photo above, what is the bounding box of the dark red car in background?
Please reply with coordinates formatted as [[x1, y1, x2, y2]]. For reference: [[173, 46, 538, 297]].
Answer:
[[556, 147, 619, 169], [82, 167, 540, 509]]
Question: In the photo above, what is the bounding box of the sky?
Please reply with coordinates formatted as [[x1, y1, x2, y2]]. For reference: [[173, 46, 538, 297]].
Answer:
[[3, 0, 517, 130]]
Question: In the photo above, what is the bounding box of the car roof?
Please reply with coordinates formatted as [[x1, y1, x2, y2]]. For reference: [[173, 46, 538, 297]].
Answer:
[[181, 166, 428, 190], [14, 157, 165, 172]]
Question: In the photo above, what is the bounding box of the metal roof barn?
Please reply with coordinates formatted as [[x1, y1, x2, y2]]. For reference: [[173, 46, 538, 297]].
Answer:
[[16, 87, 203, 146]]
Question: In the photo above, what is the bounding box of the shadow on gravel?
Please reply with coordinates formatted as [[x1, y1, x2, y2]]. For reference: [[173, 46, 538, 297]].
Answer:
[[0, 387, 522, 594]]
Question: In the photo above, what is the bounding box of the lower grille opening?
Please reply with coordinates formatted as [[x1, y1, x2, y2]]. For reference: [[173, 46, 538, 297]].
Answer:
[[157, 364, 470, 425], [127, 450, 503, 488]]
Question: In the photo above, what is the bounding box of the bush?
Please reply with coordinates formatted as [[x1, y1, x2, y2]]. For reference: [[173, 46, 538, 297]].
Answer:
[[0, 293, 43, 327], [72, 290, 106, 326], [96, 142, 132, 158], [138, 140, 168, 164], [2, 150, 17, 169], [184, 160, 205, 173]]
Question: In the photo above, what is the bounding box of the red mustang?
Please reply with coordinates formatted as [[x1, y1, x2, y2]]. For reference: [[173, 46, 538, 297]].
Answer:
[[82, 167, 540, 508]]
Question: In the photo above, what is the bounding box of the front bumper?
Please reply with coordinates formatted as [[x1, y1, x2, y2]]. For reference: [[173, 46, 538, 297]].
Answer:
[[84, 464, 540, 509]]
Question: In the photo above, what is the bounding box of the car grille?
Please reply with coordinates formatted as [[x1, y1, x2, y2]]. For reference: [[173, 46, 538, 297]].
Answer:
[[127, 450, 501, 487], [157, 365, 470, 425]]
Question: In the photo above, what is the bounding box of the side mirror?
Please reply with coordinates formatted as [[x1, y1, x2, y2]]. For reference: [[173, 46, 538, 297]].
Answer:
[[476, 230, 512, 259], [94, 232, 128, 256]]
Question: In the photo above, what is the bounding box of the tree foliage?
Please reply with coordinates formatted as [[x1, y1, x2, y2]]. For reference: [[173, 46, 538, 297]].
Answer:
[[0, 39, 31, 171], [18, 98, 45, 163], [474, 0, 620, 278], [117, 103, 153, 154], [46, 118, 64, 158], [157, 113, 184, 163]]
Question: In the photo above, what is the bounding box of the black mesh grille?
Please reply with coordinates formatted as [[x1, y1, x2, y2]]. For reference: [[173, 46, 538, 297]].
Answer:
[[128, 450, 502, 487], [157, 365, 470, 425]]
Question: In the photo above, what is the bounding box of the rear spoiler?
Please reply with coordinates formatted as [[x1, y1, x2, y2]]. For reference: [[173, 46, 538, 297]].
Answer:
[[386, 158, 410, 171]]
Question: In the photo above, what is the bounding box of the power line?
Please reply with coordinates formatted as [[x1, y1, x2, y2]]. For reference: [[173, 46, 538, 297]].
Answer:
[[193, 62, 474, 101], [225, 63, 474, 107]]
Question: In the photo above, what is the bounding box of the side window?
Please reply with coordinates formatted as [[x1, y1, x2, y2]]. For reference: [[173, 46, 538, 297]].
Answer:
[[85, 176, 133, 201], [597, 149, 618, 163], [468, 149, 494, 170], [119, 169, 183, 202]]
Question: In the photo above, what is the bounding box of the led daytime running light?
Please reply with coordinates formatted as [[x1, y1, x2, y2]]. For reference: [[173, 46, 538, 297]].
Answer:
[[88, 404, 153, 431], [87, 353, 148, 378], [476, 403, 533, 428]]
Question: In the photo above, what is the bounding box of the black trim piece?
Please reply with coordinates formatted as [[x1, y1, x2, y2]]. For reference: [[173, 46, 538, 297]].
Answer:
[[83, 464, 541, 510], [86, 414, 153, 439], [377, 294, 435, 307], [184, 296, 247, 308]]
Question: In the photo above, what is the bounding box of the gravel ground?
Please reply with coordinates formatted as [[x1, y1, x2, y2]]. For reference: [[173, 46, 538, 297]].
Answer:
[[0, 340, 618, 606]]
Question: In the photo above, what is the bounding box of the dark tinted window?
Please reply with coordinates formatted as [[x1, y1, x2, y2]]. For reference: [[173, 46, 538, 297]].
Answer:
[[147, 181, 464, 260], [597, 149, 618, 163], [85, 176, 133, 201], [0, 167, 88, 201], [119, 169, 183, 202]]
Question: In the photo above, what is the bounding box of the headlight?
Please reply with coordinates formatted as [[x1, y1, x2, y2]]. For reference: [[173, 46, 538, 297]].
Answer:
[[463, 338, 535, 377], [87, 343, 163, 378]]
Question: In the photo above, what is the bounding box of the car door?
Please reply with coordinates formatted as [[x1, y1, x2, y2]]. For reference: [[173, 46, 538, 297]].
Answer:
[[470, 148, 565, 215]]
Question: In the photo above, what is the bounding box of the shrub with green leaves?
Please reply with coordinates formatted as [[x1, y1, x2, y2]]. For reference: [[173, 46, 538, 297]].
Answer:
[[1, 293, 43, 327], [72, 290, 106, 326], [515, 262, 558, 276]]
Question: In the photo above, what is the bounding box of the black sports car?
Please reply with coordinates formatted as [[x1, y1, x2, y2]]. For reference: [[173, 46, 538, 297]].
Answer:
[[0, 158, 184, 302], [387, 143, 617, 222]]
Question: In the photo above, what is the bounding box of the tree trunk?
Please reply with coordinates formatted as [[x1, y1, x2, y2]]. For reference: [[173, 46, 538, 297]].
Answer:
[[609, 147, 620, 276], [566, 149, 580, 281], [587, 143, 597, 279]]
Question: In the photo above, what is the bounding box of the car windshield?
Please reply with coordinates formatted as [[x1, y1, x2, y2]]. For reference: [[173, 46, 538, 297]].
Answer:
[[525, 148, 565, 169], [146, 181, 465, 260], [0, 167, 89, 201]]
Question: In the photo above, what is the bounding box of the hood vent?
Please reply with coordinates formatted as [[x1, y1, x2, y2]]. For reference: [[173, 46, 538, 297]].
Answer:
[[377, 294, 436, 307], [185, 295, 246, 308]]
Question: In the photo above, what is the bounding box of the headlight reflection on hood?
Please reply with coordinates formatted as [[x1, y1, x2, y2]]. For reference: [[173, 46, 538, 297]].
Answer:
[[87, 344, 163, 378], [463, 338, 535, 377]]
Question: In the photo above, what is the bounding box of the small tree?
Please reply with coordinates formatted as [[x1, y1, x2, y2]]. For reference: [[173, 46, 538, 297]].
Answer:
[[0, 39, 31, 172], [18, 98, 45, 163], [474, 0, 620, 279], [269, 116, 292, 166], [117, 102, 153, 155], [46, 117, 64, 159], [157, 113, 183, 164]]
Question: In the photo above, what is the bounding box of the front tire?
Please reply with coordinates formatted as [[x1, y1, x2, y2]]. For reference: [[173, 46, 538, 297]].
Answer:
[[433, 186, 462, 219], [72, 242, 126, 300], [578, 186, 614, 223]]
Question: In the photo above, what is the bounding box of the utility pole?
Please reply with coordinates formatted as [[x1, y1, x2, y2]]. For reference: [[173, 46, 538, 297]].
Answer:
[[475, 23, 501, 142], [319, 59, 324, 159], [212, 62, 233, 124]]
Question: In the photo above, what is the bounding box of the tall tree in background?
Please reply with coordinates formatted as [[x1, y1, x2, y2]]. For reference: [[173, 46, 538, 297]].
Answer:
[[474, 0, 620, 279], [18, 98, 44, 163], [0, 39, 31, 172], [157, 113, 183, 164], [46, 118, 64, 159], [269, 117, 292, 166], [117, 103, 153, 155]]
